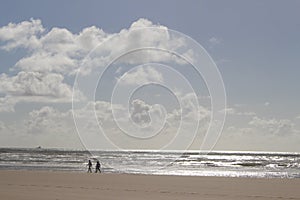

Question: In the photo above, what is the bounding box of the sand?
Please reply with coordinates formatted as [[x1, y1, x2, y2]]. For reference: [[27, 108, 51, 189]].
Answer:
[[0, 170, 300, 200]]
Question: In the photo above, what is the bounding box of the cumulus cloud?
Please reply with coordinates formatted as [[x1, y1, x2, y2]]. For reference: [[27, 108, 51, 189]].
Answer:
[[0, 97, 17, 112], [4, 95, 298, 150], [0, 71, 81, 112], [217, 124, 300, 152], [249, 116, 296, 135], [212, 102, 300, 151], [118, 66, 164, 86], [27, 106, 72, 134], [15, 52, 77, 74], [27, 106, 60, 133], [0, 18, 196, 113], [130, 99, 151, 125], [0, 19, 105, 76], [220, 104, 298, 137], [6, 101, 173, 148], [0, 18, 44, 50], [78, 100, 115, 126], [16, 106, 81, 148], [71, 97, 211, 149], [0, 18, 191, 77], [0, 71, 73, 98], [164, 94, 212, 150]]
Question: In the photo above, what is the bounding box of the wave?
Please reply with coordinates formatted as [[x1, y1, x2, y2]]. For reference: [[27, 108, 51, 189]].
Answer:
[[0, 148, 299, 178]]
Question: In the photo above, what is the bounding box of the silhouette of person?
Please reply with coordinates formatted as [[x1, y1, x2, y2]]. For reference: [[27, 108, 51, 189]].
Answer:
[[87, 160, 92, 173], [95, 161, 101, 173]]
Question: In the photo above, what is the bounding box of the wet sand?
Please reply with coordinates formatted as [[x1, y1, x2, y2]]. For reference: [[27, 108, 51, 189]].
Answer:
[[0, 170, 300, 200]]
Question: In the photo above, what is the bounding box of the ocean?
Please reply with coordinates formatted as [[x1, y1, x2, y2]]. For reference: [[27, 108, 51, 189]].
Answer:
[[0, 148, 299, 178]]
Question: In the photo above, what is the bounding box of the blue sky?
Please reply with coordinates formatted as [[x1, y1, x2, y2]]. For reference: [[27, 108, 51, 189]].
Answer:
[[0, 0, 299, 151]]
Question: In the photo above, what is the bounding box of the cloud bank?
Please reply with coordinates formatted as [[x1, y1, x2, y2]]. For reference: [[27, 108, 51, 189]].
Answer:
[[0, 18, 299, 151]]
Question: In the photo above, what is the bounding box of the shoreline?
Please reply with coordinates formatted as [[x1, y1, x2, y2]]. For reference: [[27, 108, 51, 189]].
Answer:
[[1, 170, 300, 200], [0, 169, 298, 179]]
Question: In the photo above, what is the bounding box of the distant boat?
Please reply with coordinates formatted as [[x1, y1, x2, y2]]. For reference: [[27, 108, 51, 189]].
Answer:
[[36, 146, 42, 149]]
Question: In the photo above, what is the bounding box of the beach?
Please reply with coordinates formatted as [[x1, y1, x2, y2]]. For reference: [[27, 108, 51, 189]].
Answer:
[[1, 170, 300, 200]]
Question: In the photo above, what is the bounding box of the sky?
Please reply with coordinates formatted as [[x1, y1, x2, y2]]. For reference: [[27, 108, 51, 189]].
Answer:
[[0, 0, 300, 152]]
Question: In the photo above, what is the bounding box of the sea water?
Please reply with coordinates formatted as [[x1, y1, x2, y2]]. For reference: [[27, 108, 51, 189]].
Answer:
[[0, 148, 299, 178]]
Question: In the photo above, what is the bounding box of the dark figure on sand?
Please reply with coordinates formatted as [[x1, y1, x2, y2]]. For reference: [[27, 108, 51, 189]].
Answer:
[[87, 160, 92, 173], [95, 161, 101, 173]]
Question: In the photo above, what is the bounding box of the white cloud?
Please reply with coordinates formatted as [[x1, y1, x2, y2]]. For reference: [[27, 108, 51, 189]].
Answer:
[[0, 96, 17, 112], [220, 104, 298, 137], [0, 18, 191, 77], [12, 25, 108, 75], [217, 124, 300, 152], [130, 99, 151, 125], [118, 66, 164, 86], [18, 106, 81, 148], [71, 97, 211, 149], [2, 96, 298, 150], [0, 107, 78, 148], [0, 19, 106, 76], [0, 18, 195, 114], [0, 71, 73, 98], [27, 106, 60, 133], [165, 93, 211, 143], [27, 106, 71, 134], [76, 100, 115, 125], [76, 26, 107, 51], [0, 18, 44, 51], [15, 52, 77, 75], [40, 28, 75, 53], [79, 18, 188, 75], [213, 104, 300, 151], [249, 116, 295, 135], [0, 71, 81, 112], [130, 18, 156, 28]]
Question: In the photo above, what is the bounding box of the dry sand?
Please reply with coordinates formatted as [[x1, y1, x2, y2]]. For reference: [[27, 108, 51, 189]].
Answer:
[[0, 170, 300, 200]]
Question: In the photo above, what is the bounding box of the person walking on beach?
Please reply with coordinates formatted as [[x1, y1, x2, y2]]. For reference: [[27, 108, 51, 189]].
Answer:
[[95, 160, 101, 173], [87, 160, 92, 173]]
